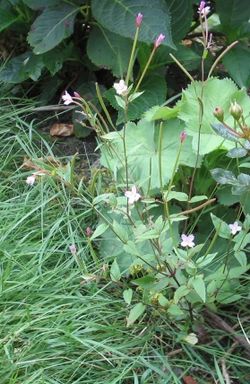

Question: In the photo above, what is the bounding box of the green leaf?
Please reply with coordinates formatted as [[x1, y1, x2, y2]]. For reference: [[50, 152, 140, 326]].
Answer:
[[196, 253, 217, 268], [216, 186, 240, 206], [101, 118, 199, 192], [87, 26, 132, 77], [132, 275, 156, 289], [227, 147, 248, 158], [223, 45, 250, 88], [174, 285, 190, 304], [90, 223, 109, 240], [211, 168, 237, 185], [216, 0, 250, 29], [234, 251, 247, 267], [27, 4, 78, 54], [127, 302, 146, 326], [0, 8, 19, 32], [190, 275, 206, 302], [110, 258, 121, 282], [91, 0, 174, 48], [113, 220, 128, 242], [164, 191, 188, 202], [144, 105, 180, 121], [210, 213, 231, 239], [123, 288, 133, 305], [166, 0, 193, 42], [178, 78, 250, 154], [23, 0, 59, 9], [189, 195, 208, 203]]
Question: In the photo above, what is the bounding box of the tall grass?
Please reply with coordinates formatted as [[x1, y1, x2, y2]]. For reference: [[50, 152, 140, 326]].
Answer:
[[0, 98, 249, 383]]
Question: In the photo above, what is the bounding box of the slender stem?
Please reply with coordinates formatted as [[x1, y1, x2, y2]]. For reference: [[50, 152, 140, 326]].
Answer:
[[158, 122, 164, 193], [125, 27, 140, 85], [169, 53, 194, 83], [95, 83, 116, 130], [208, 41, 239, 78], [134, 47, 156, 92], [176, 198, 216, 216]]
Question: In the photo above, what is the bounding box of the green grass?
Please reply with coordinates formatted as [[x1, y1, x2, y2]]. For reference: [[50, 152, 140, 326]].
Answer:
[[0, 99, 249, 384]]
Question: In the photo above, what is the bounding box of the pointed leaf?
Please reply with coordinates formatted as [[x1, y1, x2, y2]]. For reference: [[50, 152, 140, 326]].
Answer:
[[190, 275, 206, 302], [110, 258, 121, 282], [127, 302, 146, 326]]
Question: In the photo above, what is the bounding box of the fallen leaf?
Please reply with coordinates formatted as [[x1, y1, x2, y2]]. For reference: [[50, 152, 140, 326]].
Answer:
[[50, 123, 74, 137], [183, 376, 198, 384]]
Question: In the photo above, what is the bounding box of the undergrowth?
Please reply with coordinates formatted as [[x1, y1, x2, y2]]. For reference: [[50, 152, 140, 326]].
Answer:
[[0, 96, 249, 384]]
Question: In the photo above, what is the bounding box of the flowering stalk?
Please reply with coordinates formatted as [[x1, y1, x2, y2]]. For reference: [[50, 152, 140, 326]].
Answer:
[[125, 13, 143, 85], [134, 33, 165, 93]]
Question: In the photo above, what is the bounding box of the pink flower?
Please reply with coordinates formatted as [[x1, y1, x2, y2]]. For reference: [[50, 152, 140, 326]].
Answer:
[[85, 227, 93, 237], [73, 91, 81, 98], [125, 185, 141, 204], [136, 13, 143, 28], [154, 33, 165, 49], [229, 222, 242, 236], [62, 90, 74, 105], [198, 1, 210, 17], [181, 234, 195, 248], [180, 131, 187, 143], [113, 79, 128, 96], [69, 244, 77, 255]]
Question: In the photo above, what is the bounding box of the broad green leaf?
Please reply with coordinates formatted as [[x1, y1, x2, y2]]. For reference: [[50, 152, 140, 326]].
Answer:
[[90, 223, 109, 240], [144, 105, 180, 121], [167, 303, 184, 317], [123, 288, 133, 305], [196, 253, 217, 268], [87, 26, 132, 77], [132, 275, 156, 289], [113, 220, 128, 242], [210, 213, 231, 239], [234, 251, 247, 267], [189, 195, 208, 203], [178, 78, 250, 154], [0, 52, 44, 83], [28, 4, 78, 54], [101, 118, 199, 192], [211, 168, 237, 185], [216, 0, 250, 29], [239, 162, 250, 168], [223, 45, 250, 88], [166, 0, 193, 42], [164, 191, 188, 202], [190, 275, 206, 302], [0, 8, 19, 32], [127, 302, 146, 326], [43, 44, 75, 75], [23, 0, 59, 9], [227, 147, 248, 158], [174, 285, 190, 304], [110, 258, 121, 281], [216, 186, 240, 206], [91, 0, 174, 48]]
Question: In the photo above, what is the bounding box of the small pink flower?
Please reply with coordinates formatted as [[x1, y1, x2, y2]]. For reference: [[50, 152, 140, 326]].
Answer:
[[62, 90, 73, 105], [180, 131, 187, 143], [86, 227, 93, 237], [198, 1, 210, 17], [229, 222, 242, 236], [125, 185, 141, 205], [181, 234, 195, 248], [69, 244, 77, 255], [154, 33, 165, 49], [135, 13, 143, 28], [113, 79, 128, 96], [26, 174, 36, 186]]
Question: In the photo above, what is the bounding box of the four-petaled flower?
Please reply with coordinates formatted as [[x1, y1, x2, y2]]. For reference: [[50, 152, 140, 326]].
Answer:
[[229, 221, 242, 236], [181, 234, 195, 248], [69, 244, 77, 255], [198, 1, 210, 17], [62, 90, 74, 105], [113, 79, 128, 96], [26, 174, 36, 186], [125, 185, 141, 205], [136, 12, 143, 28], [154, 33, 165, 48]]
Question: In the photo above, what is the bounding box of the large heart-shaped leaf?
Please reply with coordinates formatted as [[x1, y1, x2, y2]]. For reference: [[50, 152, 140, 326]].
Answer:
[[87, 26, 132, 77], [223, 45, 250, 88], [91, 0, 174, 48], [101, 118, 198, 192], [28, 4, 79, 54], [166, 0, 193, 42], [178, 78, 250, 154]]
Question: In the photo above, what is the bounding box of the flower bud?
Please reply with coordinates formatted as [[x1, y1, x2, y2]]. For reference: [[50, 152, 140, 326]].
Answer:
[[154, 33, 165, 49], [213, 106, 224, 122], [229, 101, 243, 121], [180, 131, 187, 143], [86, 227, 93, 237], [135, 12, 143, 28]]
